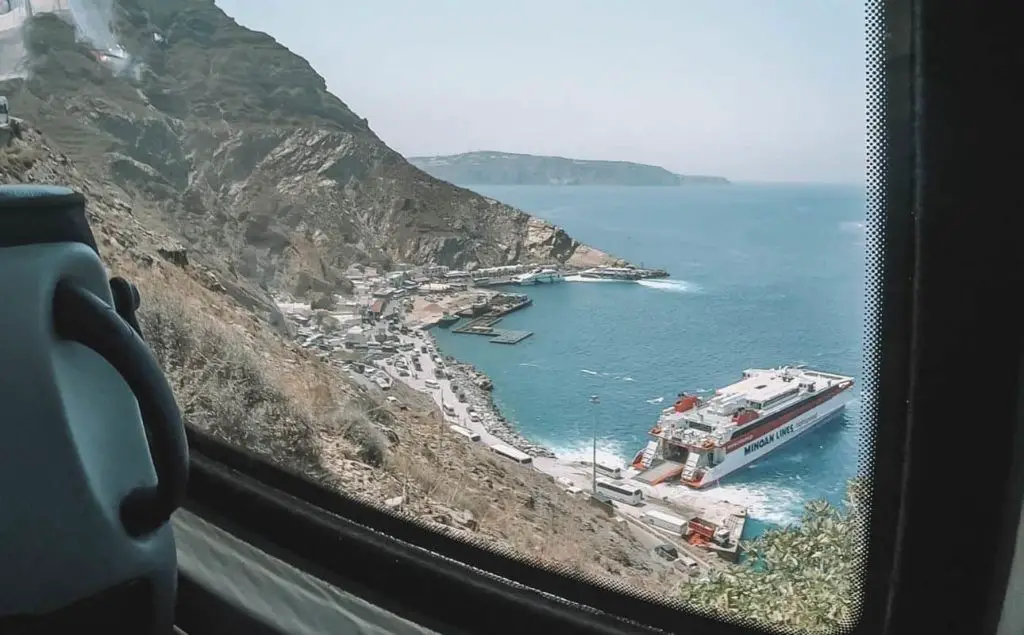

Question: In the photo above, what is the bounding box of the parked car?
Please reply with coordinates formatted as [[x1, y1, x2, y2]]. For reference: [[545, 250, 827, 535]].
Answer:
[[653, 544, 678, 562]]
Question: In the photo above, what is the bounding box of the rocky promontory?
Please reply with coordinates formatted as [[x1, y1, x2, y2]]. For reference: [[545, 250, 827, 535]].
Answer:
[[410, 151, 730, 186]]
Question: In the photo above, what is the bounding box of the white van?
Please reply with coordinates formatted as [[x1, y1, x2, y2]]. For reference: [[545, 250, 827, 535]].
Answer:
[[424, 379, 439, 389]]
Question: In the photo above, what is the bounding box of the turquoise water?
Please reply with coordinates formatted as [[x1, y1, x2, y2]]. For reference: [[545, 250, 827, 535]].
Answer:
[[432, 183, 867, 532]]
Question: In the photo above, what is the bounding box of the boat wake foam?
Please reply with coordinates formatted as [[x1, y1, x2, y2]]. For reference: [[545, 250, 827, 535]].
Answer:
[[637, 279, 701, 293], [550, 439, 629, 468], [696, 482, 804, 527], [564, 275, 622, 283]]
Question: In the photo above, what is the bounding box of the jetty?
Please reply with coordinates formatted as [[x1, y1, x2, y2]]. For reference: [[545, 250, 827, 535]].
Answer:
[[489, 330, 534, 344], [452, 316, 533, 345], [446, 292, 535, 344]]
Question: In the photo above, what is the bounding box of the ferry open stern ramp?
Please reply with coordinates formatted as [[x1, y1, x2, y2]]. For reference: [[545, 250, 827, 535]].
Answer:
[[635, 460, 684, 485]]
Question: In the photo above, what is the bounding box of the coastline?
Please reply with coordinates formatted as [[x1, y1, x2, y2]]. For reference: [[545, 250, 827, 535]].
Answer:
[[441, 354, 557, 459], [403, 288, 555, 457], [407, 319, 747, 562], [281, 279, 750, 563]]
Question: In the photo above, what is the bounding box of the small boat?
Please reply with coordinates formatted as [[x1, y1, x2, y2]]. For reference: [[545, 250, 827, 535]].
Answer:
[[436, 313, 460, 328]]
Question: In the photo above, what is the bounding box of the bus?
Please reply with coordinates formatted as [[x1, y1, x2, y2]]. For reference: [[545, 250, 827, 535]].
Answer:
[[449, 425, 481, 442], [596, 478, 644, 506], [641, 509, 687, 535], [594, 461, 623, 479], [488, 443, 533, 465]]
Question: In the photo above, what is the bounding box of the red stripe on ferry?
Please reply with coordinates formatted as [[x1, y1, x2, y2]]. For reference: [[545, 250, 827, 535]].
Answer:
[[724, 384, 846, 452]]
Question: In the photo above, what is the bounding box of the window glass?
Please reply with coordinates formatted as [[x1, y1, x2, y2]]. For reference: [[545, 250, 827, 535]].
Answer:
[[1, 0, 874, 631]]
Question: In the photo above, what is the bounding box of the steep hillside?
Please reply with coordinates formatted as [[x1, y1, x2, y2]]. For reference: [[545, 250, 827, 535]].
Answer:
[[410, 151, 731, 186], [2, 5, 621, 306], [1, 122, 675, 597]]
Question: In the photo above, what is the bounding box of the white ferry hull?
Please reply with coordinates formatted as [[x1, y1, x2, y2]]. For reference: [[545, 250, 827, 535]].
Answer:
[[515, 272, 563, 285], [564, 275, 634, 283], [693, 389, 853, 488]]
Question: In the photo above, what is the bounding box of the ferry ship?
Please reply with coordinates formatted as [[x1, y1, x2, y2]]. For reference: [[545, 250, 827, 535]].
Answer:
[[568, 266, 670, 281], [632, 367, 855, 489], [436, 313, 460, 328], [513, 267, 564, 285], [572, 267, 643, 281]]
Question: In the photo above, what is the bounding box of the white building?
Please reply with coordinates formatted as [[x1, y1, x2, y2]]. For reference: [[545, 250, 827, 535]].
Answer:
[[0, 2, 28, 36], [475, 265, 528, 276], [420, 264, 449, 278], [420, 283, 451, 293]]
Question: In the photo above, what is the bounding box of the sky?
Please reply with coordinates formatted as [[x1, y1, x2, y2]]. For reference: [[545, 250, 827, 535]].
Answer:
[[215, 0, 866, 184]]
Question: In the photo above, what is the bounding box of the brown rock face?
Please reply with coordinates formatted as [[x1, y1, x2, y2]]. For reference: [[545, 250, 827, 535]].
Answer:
[[5, 7, 624, 306]]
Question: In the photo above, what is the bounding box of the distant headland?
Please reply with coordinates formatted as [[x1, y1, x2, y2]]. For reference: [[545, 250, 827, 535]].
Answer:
[[408, 151, 731, 187]]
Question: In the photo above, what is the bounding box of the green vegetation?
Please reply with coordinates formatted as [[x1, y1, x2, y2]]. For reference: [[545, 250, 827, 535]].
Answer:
[[678, 479, 866, 634]]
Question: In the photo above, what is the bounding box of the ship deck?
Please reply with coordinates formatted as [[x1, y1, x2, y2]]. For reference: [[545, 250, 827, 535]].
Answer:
[[634, 460, 685, 485], [656, 367, 855, 447]]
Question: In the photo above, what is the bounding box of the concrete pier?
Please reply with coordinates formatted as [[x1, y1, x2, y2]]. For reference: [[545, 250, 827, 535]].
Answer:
[[490, 330, 533, 344], [452, 317, 534, 345]]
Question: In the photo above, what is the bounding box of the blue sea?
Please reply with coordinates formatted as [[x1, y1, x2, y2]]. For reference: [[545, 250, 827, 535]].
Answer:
[[432, 183, 867, 535]]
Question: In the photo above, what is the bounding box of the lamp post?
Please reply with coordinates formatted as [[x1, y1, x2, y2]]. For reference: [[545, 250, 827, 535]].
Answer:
[[590, 394, 600, 494]]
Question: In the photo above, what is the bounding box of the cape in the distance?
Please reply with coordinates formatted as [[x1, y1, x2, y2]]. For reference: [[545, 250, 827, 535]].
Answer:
[[408, 151, 731, 187]]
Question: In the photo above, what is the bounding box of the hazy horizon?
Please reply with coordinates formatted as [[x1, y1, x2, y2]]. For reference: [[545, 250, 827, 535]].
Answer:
[[215, 1, 867, 185]]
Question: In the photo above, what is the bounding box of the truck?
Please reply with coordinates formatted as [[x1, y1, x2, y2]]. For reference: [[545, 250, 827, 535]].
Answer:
[[641, 509, 688, 536], [685, 517, 731, 547]]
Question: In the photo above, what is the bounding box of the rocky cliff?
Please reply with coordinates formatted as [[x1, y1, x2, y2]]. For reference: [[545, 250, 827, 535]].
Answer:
[[1, 119, 676, 598], [410, 151, 731, 186], [2, 3, 623, 303]]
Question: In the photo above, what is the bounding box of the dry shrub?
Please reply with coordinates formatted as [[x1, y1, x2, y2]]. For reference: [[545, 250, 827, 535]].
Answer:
[[137, 279, 326, 477], [0, 139, 41, 173], [323, 403, 389, 468], [125, 261, 400, 480]]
